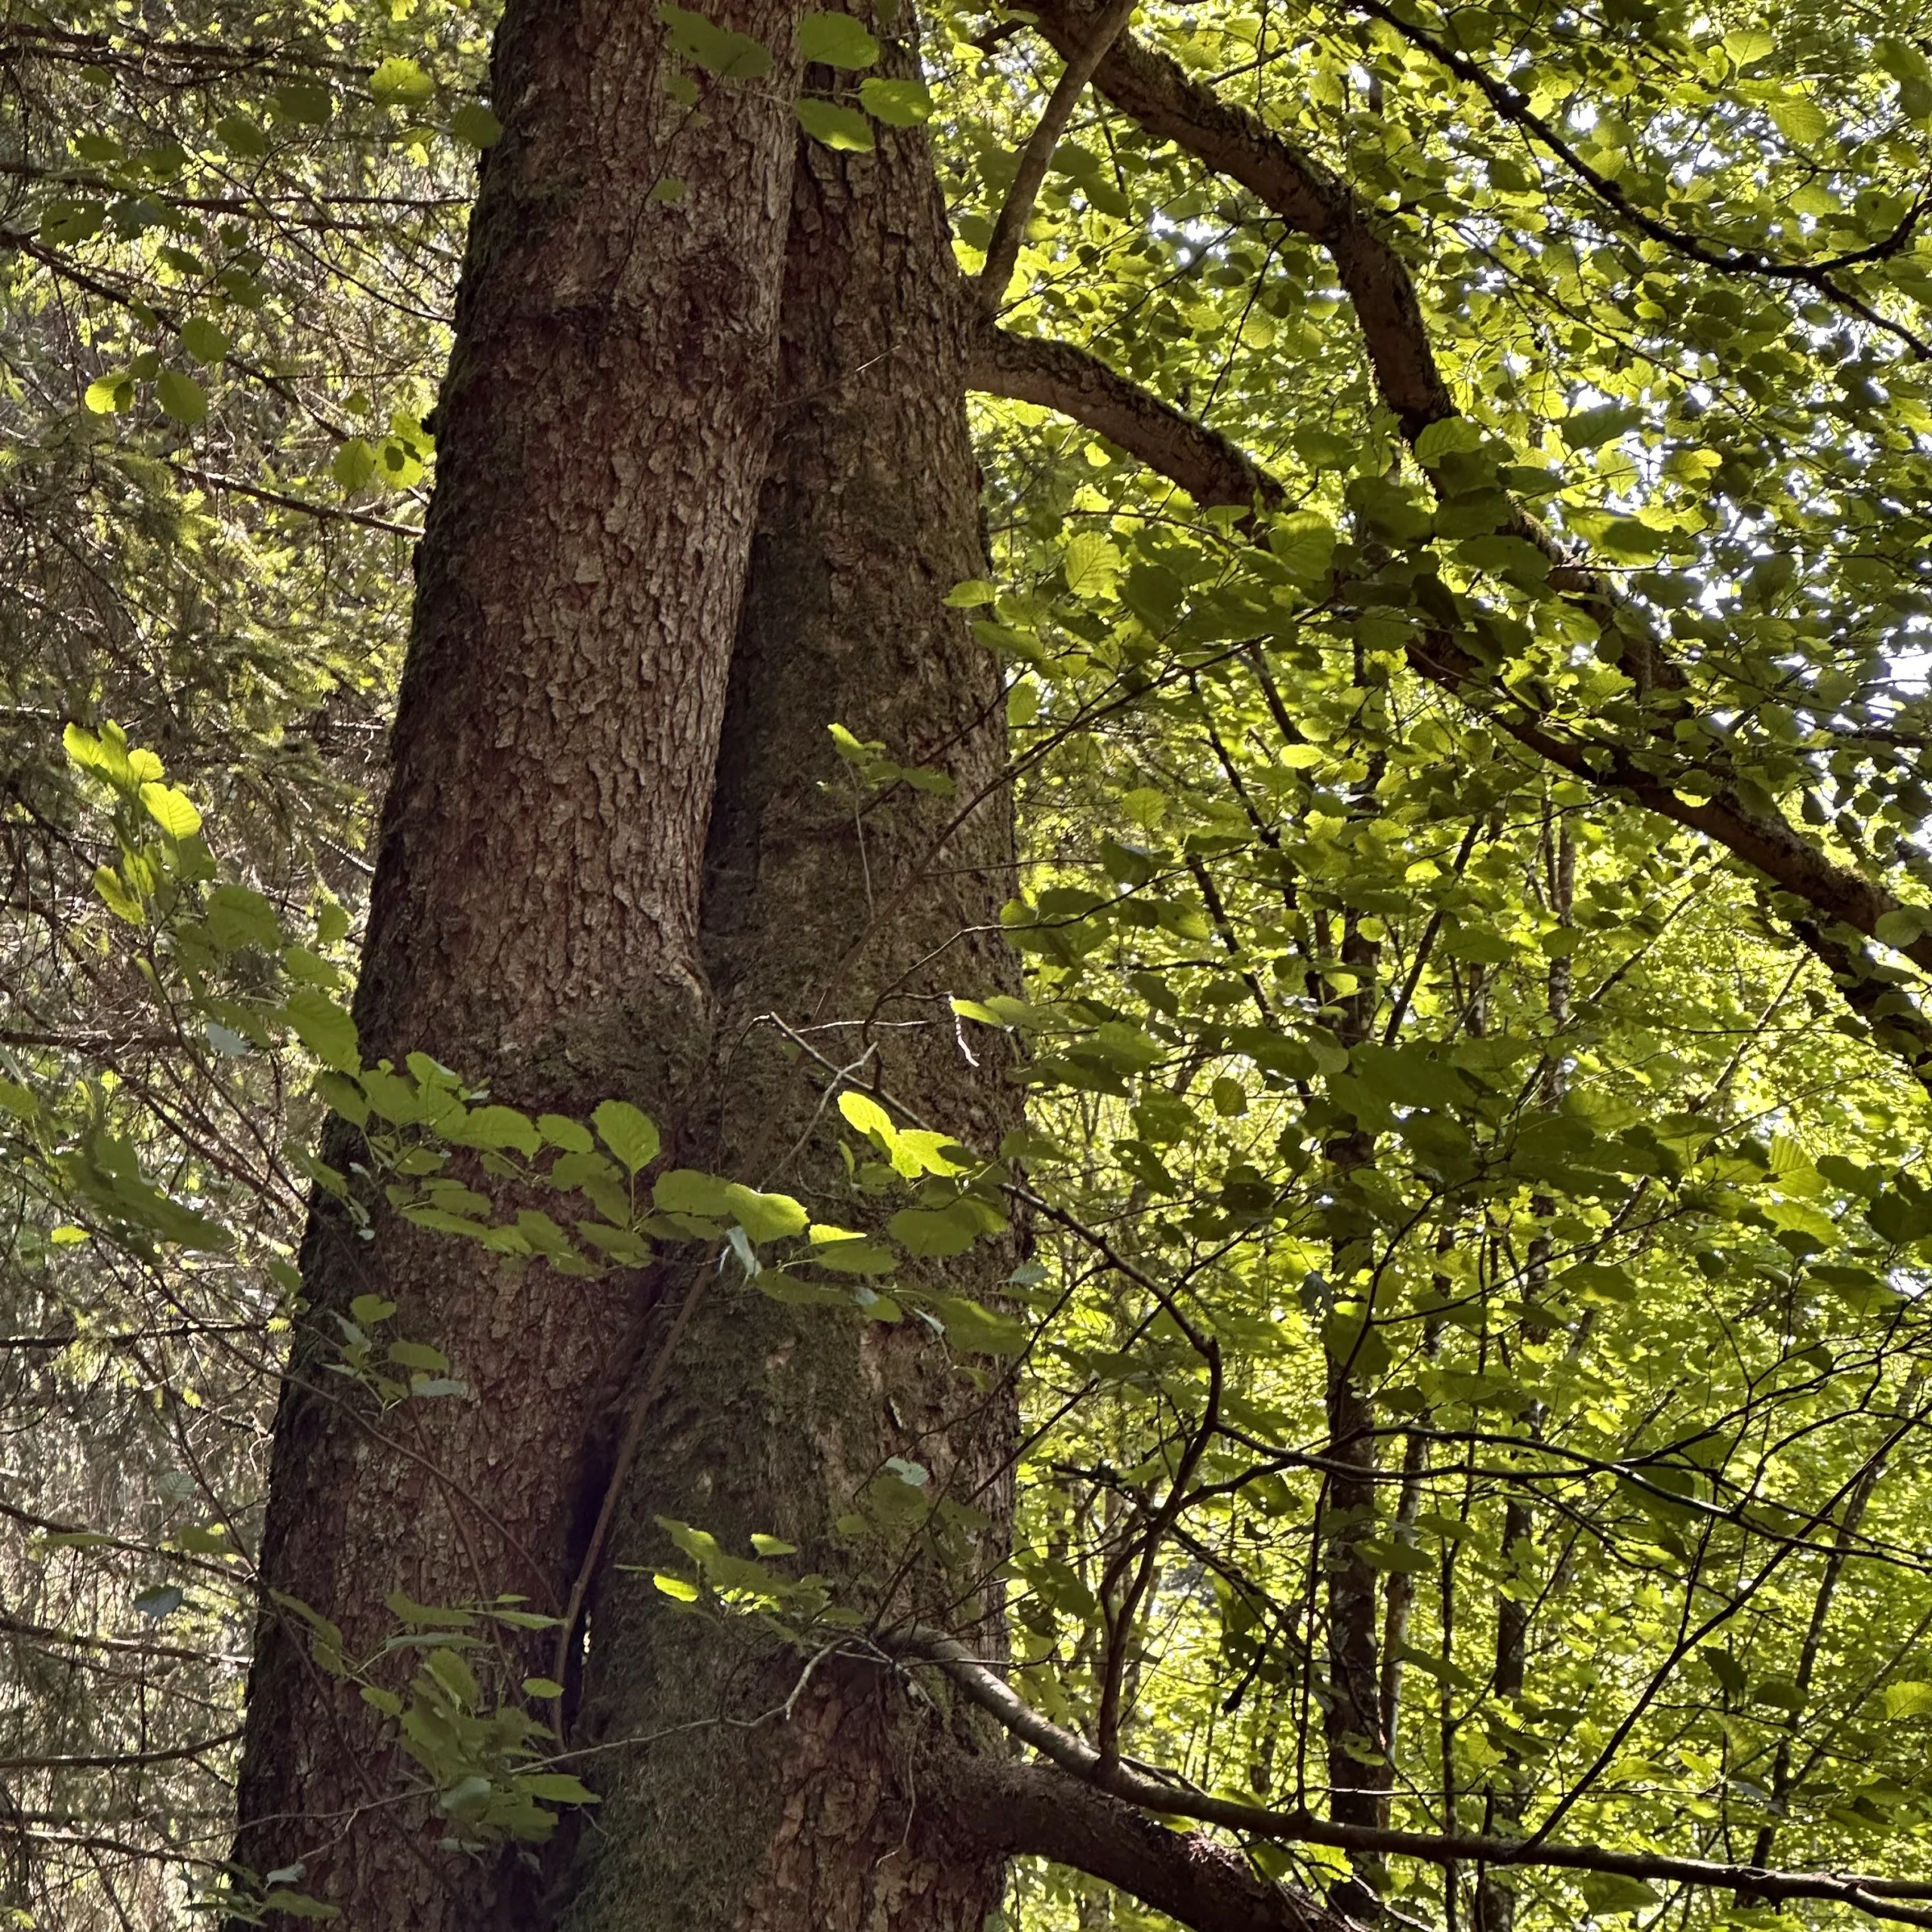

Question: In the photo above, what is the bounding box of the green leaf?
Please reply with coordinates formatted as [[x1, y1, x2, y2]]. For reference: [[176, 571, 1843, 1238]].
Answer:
[[41, 198, 106, 245], [260, 1893, 341, 1921], [155, 371, 207, 426], [858, 76, 932, 125], [215, 112, 269, 156], [449, 100, 505, 147], [385, 1591, 475, 1627], [798, 11, 881, 67], [653, 1168, 734, 1219], [657, 4, 774, 78], [808, 1229, 897, 1275], [274, 82, 334, 124], [1457, 534, 1550, 588], [1560, 403, 1640, 451], [84, 372, 134, 415], [139, 781, 202, 839], [515, 1773, 601, 1804], [838, 1090, 895, 1139], [203, 883, 281, 950], [795, 97, 875, 151], [577, 1220, 652, 1265], [924, 1292, 1028, 1354], [445, 1106, 542, 1156], [888, 1201, 985, 1257], [1768, 94, 1829, 146], [178, 317, 228, 365], [1875, 907, 1931, 948], [93, 865, 146, 924], [371, 56, 435, 106], [1577, 1874, 1660, 1916], [349, 1295, 396, 1327], [376, 434, 425, 490], [1883, 1680, 1932, 1718], [333, 438, 377, 491], [943, 579, 997, 608], [723, 1183, 808, 1244], [1063, 532, 1121, 597], [1414, 414, 1484, 462], [283, 990, 360, 1073], [540, 1113, 595, 1154], [389, 1340, 449, 1374], [592, 1099, 661, 1174], [1267, 509, 1335, 583], [523, 1676, 566, 1699]]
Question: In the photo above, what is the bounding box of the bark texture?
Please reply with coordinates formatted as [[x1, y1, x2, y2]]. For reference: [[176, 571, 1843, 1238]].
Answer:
[[559, 29, 1021, 1929], [231, 0, 805, 1919], [930, 1748, 1346, 1932]]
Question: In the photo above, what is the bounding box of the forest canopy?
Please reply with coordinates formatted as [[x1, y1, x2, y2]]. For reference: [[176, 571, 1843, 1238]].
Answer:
[[6, 0, 1932, 1928]]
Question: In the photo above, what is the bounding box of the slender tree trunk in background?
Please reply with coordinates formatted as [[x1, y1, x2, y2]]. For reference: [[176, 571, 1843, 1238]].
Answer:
[[1475, 820, 1572, 1932], [1322, 908, 1389, 1900], [232, 0, 804, 1918], [560, 26, 1022, 1924]]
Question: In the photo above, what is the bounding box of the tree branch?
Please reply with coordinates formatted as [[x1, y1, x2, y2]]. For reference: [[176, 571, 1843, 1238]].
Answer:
[[964, 322, 1932, 1074], [929, 1744, 1356, 1932], [978, 0, 1139, 314], [1339, 0, 1932, 361], [895, 1628, 1932, 1927], [1019, 0, 1456, 435], [968, 319, 1283, 512]]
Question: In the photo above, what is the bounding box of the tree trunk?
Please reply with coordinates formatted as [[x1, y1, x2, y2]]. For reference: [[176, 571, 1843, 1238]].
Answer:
[[1475, 818, 1571, 1932], [1323, 907, 1389, 1894], [231, 0, 805, 1918], [558, 26, 1022, 1925]]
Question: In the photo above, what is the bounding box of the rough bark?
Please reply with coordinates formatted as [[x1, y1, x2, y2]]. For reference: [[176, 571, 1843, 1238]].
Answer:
[[557, 26, 1022, 1930], [931, 1747, 1348, 1932], [230, 0, 805, 1919]]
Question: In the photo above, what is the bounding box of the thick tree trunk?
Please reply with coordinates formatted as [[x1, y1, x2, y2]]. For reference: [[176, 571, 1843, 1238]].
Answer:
[[230, 0, 804, 1919], [558, 29, 1021, 1928]]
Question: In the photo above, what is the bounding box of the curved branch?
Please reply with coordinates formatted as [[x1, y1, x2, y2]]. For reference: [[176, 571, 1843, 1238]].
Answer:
[[1340, 0, 1932, 362], [968, 318, 1284, 511], [1020, 0, 1455, 435], [966, 322, 1932, 1075], [929, 1745, 1355, 1932], [979, 0, 1139, 314], [897, 1627, 1932, 1927]]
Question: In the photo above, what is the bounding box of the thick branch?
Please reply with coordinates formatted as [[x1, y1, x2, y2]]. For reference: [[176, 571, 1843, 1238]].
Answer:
[[897, 1628, 1932, 1927], [931, 1746, 1354, 1932], [1021, 0, 1455, 435], [965, 323, 1932, 1067], [968, 320, 1284, 509]]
